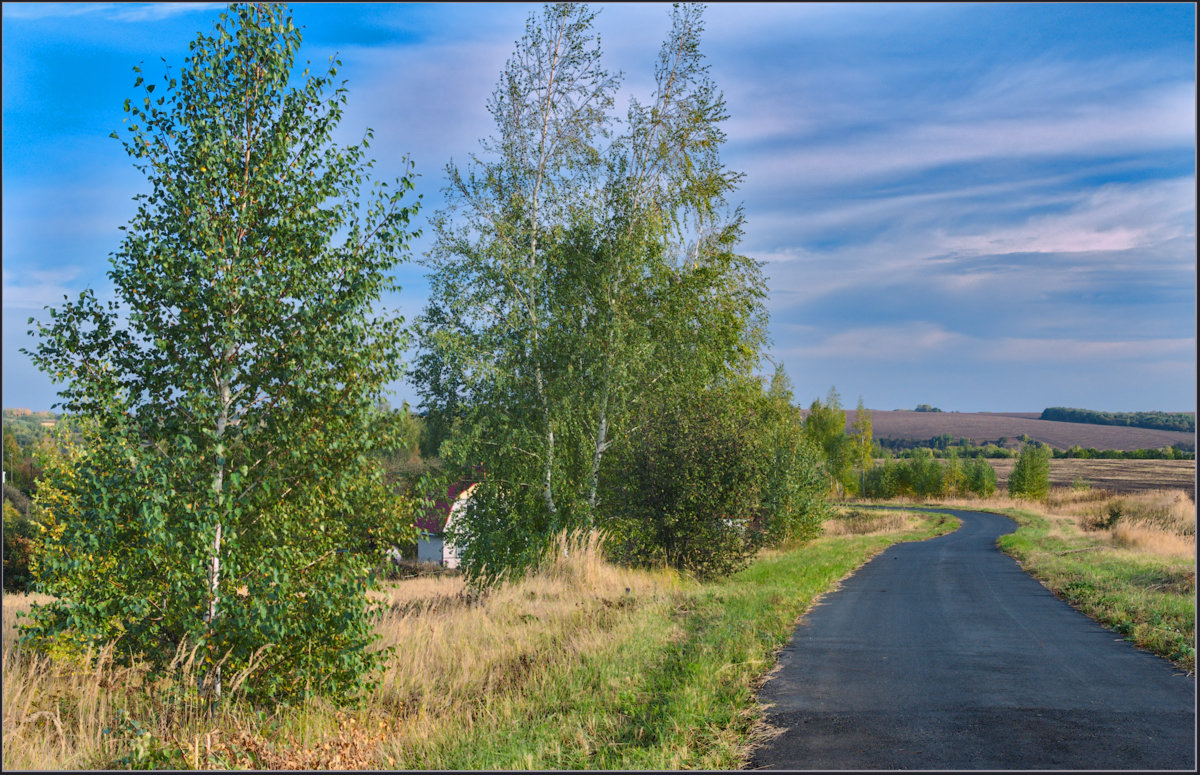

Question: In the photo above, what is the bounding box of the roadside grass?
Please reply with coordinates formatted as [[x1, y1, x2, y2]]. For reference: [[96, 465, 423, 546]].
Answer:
[[870, 488, 1195, 673], [2, 509, 956, 770], [994, 505, 1195, 674], [825, 506, 940, 536]]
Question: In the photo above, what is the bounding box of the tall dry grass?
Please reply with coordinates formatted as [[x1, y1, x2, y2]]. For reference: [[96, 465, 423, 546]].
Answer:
[[368, 532, 680, 758], [3, 533, 681, 770], [924, 487, 1196, 559], [824, 507, 929, 536]]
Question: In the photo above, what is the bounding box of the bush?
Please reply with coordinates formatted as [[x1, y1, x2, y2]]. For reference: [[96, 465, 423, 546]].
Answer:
[[604, 388, 762, 578], [3, 499, 38, 592], [963, 456, 998, 497], [861, 460, 901, 499], [602, 380, 826, 579]]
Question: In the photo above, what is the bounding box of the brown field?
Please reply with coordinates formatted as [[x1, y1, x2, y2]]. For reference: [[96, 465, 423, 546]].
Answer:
[[985, 458, 1195, 498], [828, 410, 1196, 451]]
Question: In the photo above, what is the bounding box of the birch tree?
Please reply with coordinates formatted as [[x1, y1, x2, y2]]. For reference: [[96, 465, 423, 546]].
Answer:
[[851, 395, 874, 493], [415, 2, 769, 582], [24, 3, 419, 702]]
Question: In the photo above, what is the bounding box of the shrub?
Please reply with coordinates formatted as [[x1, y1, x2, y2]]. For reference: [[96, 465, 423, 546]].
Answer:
[[603, 388, 762, 578], [602, 380, 825, 579], [963, 456, 998, 497], [3, 500, 38, 592], [861, 461, 901, 499]]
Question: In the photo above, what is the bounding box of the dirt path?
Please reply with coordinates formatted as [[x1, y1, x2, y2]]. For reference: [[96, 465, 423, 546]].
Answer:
[[748, 508, 1195, 770]]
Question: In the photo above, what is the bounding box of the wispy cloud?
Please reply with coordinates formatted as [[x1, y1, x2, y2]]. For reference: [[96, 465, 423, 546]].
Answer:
[[3, 3, 222, 22], [934, 177, 1195, 255], [782, 322, 970, 362], [1, 267, 88, 311]]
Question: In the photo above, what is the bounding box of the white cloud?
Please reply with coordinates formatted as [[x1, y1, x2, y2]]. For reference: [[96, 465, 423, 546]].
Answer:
[[1, 267, 88, 310], [2, 3, 222, 22], [933, 177, 1196, 257], [781, 322, 970, 362]]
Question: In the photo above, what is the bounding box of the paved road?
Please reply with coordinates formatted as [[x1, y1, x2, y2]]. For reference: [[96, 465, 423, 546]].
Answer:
[[750, 508, 1195, 770]]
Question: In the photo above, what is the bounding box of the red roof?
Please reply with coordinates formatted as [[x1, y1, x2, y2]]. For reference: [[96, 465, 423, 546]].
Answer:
[[414, 480, 475, 534]]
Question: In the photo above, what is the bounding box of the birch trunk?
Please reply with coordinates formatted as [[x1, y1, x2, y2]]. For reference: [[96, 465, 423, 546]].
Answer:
[[206, 352, 233, 699]]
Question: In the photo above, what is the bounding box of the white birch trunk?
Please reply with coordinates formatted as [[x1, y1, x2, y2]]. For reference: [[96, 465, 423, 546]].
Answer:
[[206, 354, 232, 699]]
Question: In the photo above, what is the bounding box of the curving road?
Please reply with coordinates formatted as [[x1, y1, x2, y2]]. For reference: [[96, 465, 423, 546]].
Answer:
[[749, 508, 1195, 770]]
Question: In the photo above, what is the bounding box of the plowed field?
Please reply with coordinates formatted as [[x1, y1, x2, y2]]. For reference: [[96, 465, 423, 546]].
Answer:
[[831, 410, 1195, 452], [987, 458, 1195, 497]]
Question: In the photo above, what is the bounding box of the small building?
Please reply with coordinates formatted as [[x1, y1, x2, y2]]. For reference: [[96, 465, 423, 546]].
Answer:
[[413, 482, 477, 569]]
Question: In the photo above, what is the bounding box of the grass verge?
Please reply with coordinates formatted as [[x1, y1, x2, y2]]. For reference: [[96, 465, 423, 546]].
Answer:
[[3, 510, 957, 770]]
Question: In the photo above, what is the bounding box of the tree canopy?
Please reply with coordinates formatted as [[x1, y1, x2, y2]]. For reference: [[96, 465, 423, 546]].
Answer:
[[24, 3, 420, 702], [414, 3, 779, 584]]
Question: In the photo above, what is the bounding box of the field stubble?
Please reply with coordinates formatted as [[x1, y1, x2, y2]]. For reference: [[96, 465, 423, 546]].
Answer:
[[986, 458, 1195, 498]]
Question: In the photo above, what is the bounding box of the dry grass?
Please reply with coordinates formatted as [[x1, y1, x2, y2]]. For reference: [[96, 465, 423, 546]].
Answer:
[[368, 532, 679, 748], [926, 488, 1195, 559], [824, 508, 930, 536], [2, 534, 682, 770]]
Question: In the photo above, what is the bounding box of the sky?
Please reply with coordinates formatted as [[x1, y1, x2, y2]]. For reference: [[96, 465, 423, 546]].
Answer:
[[2, 2, 1196, 414]]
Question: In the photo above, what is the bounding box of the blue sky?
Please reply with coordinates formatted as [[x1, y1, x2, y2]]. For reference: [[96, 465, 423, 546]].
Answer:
[[3, 2, 1195, 413]]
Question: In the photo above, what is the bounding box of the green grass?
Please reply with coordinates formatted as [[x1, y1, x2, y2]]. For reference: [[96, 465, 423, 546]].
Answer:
[[4, 511, 959, 770], [386, 510, 959, 769], [994, 507, 1195, 673]]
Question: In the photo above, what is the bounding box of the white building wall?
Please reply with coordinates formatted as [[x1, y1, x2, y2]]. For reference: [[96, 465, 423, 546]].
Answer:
[[417, 534, 444, 565]]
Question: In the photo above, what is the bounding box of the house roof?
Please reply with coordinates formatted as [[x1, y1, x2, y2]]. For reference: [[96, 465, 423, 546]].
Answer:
[[414, 480, 478, 534]]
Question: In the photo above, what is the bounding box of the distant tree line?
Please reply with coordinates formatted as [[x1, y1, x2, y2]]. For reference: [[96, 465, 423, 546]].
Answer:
[[875, 434, 1193, 459], [860, 448, 997, 499], [1041, 407, 1195, 433], [860, 442, 1053, 501], [1052, 445, 1194, 460]]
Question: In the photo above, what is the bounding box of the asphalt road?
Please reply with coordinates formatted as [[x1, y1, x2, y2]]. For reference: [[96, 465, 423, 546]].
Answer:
[[749, 507, 1196, 770]]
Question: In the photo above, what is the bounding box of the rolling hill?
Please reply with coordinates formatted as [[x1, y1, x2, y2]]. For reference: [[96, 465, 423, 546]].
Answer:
[[813, 410, 1195, 452]]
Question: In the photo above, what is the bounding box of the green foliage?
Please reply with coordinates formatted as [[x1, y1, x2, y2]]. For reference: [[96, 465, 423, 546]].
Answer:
[[420, 3, 772, 583], [962, 455, 998, 497], [603, 385, 764, 579], [755, 369, 829, 547], [803, 387, 853, 496], [1053, 444, 1194, 460], [22, 3, 419, 703], [883, 434, 1023, 459], [860, 450, 997, 499], [3, 498, 39, 592], [850, 396, 874, 475], [913, 404, 942, 412], [3, 420, 51, 493], [1008, 442, 1052, 500], [602, 375, 827, 579], [1041, 407, 1195, 433]]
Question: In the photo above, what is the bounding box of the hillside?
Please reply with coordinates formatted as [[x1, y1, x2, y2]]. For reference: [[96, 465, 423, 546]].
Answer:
[[819, 410, 1195, 452]]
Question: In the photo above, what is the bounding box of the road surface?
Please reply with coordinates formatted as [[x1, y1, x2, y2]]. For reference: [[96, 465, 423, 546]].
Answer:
[[749, 507, 1195, 770]]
